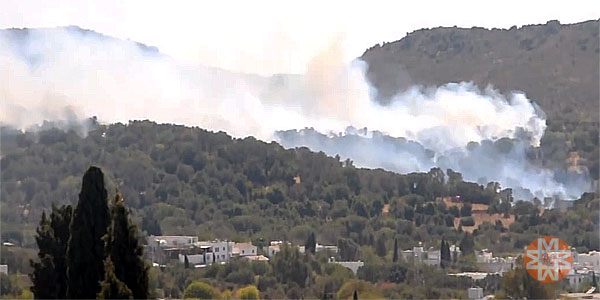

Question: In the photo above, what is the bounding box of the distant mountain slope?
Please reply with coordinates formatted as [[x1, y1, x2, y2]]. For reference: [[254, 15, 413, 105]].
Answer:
[[360, 20, 599, 179], [360, 19, 599, 121]]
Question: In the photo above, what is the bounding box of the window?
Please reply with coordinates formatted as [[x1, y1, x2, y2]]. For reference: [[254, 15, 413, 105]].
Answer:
[[252, 249, 255, 253], [215, 247, 219, 252], [242, 250, 245, 254], [223, 247, 225, 251]]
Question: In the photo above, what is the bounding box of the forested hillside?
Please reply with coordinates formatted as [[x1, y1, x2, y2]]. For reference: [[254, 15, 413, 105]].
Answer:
[[1, 121, 597, 256], [361, 19, 599, 179]]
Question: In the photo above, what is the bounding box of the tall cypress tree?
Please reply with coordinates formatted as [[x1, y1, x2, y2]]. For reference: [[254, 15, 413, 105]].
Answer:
[[440, 237, 451, 269], [305, 232, 316, 254], [375, 235, 386, 257], [392, 238, 399, 263], [30, 204, 72, 299], [30, 211, 56, 299], [66, 166, 110, 299], [104, 191, 149, 299]]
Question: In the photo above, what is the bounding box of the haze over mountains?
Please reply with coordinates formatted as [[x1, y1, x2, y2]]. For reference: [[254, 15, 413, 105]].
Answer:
[[1, 20, 597, 201]]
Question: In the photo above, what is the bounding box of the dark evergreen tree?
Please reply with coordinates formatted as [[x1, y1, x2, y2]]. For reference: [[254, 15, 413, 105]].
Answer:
[[66, 166, 110, 299], [305, 232, 316, 254], [30, 204, 72, 299], [98, 258, 133, 300], [459, 233, 475, 256], [353, 290, 358, 300], [184, 255, 190, 269], [440, 238, 451, 269], [392, 238, 399, 263], [375, 235, 386, 258], [104, 191, 149, 299], [49, 204, 72, 298], [593, 272, 598, 289], [30, 210, 57, 299]]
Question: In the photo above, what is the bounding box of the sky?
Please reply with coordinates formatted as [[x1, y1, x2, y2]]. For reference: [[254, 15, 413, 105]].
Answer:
[[1, 0, 598, 75]]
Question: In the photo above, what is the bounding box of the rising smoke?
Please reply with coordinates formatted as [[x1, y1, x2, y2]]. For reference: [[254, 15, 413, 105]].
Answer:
[[0, 26, 590, 200]]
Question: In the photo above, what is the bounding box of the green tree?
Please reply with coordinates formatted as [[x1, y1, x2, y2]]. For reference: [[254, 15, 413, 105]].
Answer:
[[500, 257, 555, 299], [272, 244, 311, 288], [375, 235, 386, 258], [104, 191, 149, 299], [29, 212, 56, 299], [339, 238, 360, 261], [459, 233, 475, 256], [183, 281, 218, 299], [305, 232, 316, 254], [66, 166, 111, 299], [184, 254, 190, 269], [98, 258, 133, 299], [440, 238, 451, 269], [236, 285, 259, 299], [353, 290, 358, 300], [392, 238, 399, 263], [30, 204, 72, 299]]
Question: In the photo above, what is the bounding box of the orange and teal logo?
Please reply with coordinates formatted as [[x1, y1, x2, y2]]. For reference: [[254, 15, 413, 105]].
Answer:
[[524, 236, 572, 283]]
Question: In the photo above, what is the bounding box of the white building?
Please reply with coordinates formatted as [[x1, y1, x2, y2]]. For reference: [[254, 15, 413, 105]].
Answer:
[[450, 244, 462, 261], [425, 247, 441, 266], [316, 243, 338, 253], [449, 272, 490, 281], [242, 255, 270, 262], [475, 249, 515, 274], [401, 243, 440, 266], [233, 242, 257, 257], [566, 269, 594, 292], [468, 287, 484, 300], [198, 240, 234, 263], [264, 241, 284, 258], [328, 257, 364, 274], [0, 265, 7, 275], [575, 251, 600, 272], [148, 235, 198, 248], [476, 249, 493, 263], [147, 236, 199, 264]]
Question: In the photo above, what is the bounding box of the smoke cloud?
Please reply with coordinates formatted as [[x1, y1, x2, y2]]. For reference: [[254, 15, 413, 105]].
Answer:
[[0, 26, 590, 200]]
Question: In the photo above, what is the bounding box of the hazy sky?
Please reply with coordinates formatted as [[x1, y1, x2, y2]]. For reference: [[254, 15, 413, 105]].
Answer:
[[1, 0, 597, 75]]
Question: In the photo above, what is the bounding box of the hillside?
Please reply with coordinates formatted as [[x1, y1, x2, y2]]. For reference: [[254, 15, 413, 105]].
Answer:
[[1, 121, 597, 258], [361, 20, 600, 176], [361, 20, 599, 119]]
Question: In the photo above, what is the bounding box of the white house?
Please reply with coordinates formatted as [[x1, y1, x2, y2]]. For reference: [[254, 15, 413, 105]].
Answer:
[[401, 242, 440, 266], [328, 257, 364, 274], [476, 249, 493, 263], [467, 287, 484, 300], [316, 243, 339, 253], [566, 269, 593, 292], [198, 240, 234, 263], [265, 244, 280, 258], [148, 235, 198, 248], [575, 251, 600, 272], [0, 265, 7, 275], [242, 255, 270, 262], [233, 242, 257, 257]]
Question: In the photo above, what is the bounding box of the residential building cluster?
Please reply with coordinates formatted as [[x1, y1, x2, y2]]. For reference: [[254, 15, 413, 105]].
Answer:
[[146, 236, 339, 268], [401, 242, 461, 267]]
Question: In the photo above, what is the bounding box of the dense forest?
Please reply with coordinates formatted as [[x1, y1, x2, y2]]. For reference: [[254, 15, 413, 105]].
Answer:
[[0, 121, 598, 298], [1, 121, 597, 251]]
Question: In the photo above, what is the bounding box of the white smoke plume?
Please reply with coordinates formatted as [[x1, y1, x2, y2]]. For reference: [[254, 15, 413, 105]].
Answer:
[[0, 26, 590, 200]]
